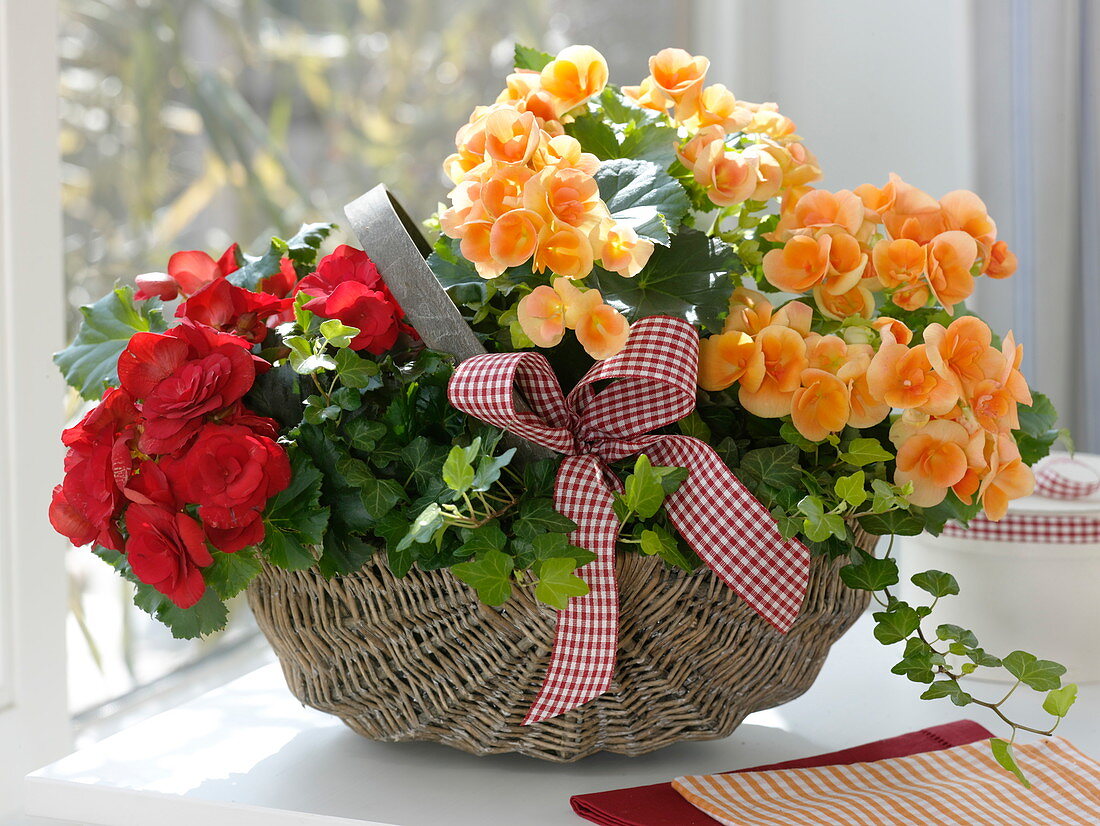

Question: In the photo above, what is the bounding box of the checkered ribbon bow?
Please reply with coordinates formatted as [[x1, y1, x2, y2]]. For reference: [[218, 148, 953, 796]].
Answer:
[[447, 316, 810, 724]]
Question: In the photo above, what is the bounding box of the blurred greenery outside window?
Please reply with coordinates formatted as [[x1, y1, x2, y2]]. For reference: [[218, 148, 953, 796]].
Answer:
[[60, 0, 692, 718]]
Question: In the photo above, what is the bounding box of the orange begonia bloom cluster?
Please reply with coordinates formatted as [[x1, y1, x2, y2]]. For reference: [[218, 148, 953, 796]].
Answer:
[[873, 316, 1034, 520], [626, 48, 821, 210], [763, 174, 1018, 318], [440, 45, 648, 361], [699, 288, 890, 442]]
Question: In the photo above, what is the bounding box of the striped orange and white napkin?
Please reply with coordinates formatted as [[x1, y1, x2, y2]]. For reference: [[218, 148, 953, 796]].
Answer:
[[673, 737, 1100, 825]]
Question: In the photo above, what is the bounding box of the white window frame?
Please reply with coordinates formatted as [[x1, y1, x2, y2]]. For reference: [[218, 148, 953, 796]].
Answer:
[[0, 0, 71, 814]]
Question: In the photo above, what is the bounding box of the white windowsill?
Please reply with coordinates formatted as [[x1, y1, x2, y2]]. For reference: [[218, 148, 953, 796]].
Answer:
[[21, 612, 1100, 826]]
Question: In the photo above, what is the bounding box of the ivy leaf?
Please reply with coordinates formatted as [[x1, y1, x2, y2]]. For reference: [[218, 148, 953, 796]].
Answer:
[[513, 44, 553, 71], [442, 438, 479, 493], [834, 471, 868, 508], [456, 523, 507, 558], [740, 444, 803, 490], [1002, 651, 1066, 691], [868, 478, 910, 514], [262, 446, 329, 569], [989, 739, 1031, 788], [228, 223, 335, 288], [890, 637, 943, 684], [360, 477, 405, 520], [780, 421, 818, 452], [319, 319, 360, 349], [533, 557, 590, 609], [345, 418, 387, 452], [872, 603, 921, 644], [400, 437, 449, 489], [678, 411, 712, 441], [920, 679, 973, 707], [565, 114, 621, 159], [858, 509, 925, 536], [1043, 684, 1078, 718], [514, 498, 578, 539], [840, 549, 900, 591], [54, 286, 167, 399], [318, 531, 374, 578], [334, 349, 381, 389], [471, 447, 517, 492], [398, 503, 444, 552], [523, 458, 558, 497], [936, 623, 979, 649], [205, 548, 263, 601], [593, 158, 690, 245], [588, 229, 739, 331], [798, 495, 848, 542], [839, 437, 894, 467], [624, 454, 670, 519], [911, 569, 960, 598], [452, 548, 514, 606]]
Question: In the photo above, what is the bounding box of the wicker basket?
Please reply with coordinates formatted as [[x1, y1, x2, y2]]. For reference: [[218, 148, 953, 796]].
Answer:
[[247, 523, 874, 762]]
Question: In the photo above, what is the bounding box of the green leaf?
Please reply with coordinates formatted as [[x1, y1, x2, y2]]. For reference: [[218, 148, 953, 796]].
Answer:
[[515, 499, 578, 539], [345, 418, 387, 452], [798, 495, 848, 543], [678, 411, 712, 441], [1043, 683, 1078, 718], [588, 229, 739, 331], [868, 478, 910, 514], [398, 503, 444, 551], [624, 454, 669, 519], [890, 637, 944, 684], [262, 528, 317, 571], [858, 509, 925, 537], [594, 158, 690, 245], [132, 584, 229, 640], [360, 477, 405, 520], [839, 437, 894, 467], [333, 349, 381, 390], [205, 548, 263, 601], [442, 440, 478, 493], [523, 458, 558, 497], [262, 446, 329, 569], [54, 286, 167, 399], [618, 122, 678, 167], [834, 471, 868, 509], [457, 523, 507, 558], [840, 550, 900, 591], [911, 569, 960, 598], [565, 115, 621, 159], [1002, 650, 1066, 691], [920, 679, 973, 707], [319, 319, 360, 349], [1013, 393, 1062, 465], [989, 738, 1031, 788], [534, 557, 590, 609], [780, 421, 818, 452], [935, 623, 980, 649], [471, 448, 517, 492], [872, 603, 921, 644], [514, 44, 553, 71], [229, 223, 335, 289], [741, 444, 803, 490], [452, 548, 514, 606]]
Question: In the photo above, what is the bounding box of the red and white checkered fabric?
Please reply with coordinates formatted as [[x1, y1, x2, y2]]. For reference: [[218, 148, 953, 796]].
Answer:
[[1033, 456, 1100, 500], [940, 514, 1100, 544], [447, 316, 810, 725]]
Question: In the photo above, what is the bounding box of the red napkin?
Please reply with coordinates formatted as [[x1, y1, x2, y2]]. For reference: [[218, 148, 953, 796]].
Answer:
[[570, 720, 993, 826]]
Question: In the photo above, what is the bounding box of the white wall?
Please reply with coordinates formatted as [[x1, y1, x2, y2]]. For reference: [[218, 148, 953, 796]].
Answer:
[[698, 0, 975, 197]]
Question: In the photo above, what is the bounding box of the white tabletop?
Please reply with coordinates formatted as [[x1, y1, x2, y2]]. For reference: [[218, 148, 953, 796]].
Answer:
[[23, 612, 1100, 826]]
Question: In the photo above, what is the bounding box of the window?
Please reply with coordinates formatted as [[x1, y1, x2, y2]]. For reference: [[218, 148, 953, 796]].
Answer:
[[59, 0, 691, 719]]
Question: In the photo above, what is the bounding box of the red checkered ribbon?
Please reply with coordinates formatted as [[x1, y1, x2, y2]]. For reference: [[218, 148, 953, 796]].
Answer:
[[1033, 456, 1100, 500], [447, 316, 810, 725]]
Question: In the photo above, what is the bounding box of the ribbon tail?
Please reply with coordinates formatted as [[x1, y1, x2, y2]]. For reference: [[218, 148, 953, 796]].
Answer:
[[646, 436, 810, 633], [523, 455, 621, 725]]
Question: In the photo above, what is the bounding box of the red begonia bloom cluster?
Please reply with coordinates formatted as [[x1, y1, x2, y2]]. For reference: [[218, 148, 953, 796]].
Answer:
[[49, 321, 291, 609]]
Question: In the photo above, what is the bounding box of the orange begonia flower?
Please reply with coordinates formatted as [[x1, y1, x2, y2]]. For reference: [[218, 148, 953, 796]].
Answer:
[[742, 144, 784, 202], [940, 190, 997, 256], [573, 298, 630, 360], [738, 325, 807, 418], [698, 331, 765, 392], [793, 189, 866, 236], [867, 341, 958, 415], [984, 240, 1018, 279], [979, 434, 1035, 521], [480, 165, 533, 219], [525, 167, 606, 231], [821, 231, 868, 295], [872, 238, 926, 289], [923, 316, 997, 394], [723, 287, 774, 336], [489, 208, 544, 268], [621, 75, 672, 112], [539, 45, 609, 115], [496, 70, 560, 124], [459, 220, 508, 280], [791, 368, 850, 442], [533, 222, 594, 279], [772, 300, 814, 337], [517, 284, 568, 348], [535, 134, 600, 176], [925, 230, 978, 312], [648, 47, 709, 103], [677, 125, 725, 170], [877, 173, 943, 242], [684, 83, 752, 132], [894, 419, 972, 507], [762, 234, 832, 293], [813, 283, 875, 321], [848, 371, 892, 428], [597, 223, 654, 277], [872, 317, 913, 346], [692, 140, 758, 207], [483, 107, 541, 165], [742, 102, 798, 140]]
